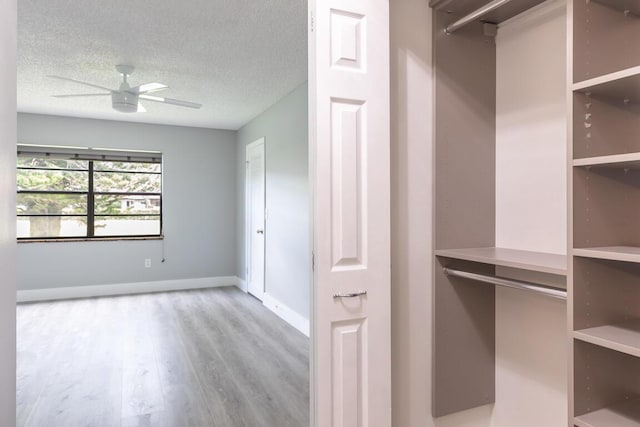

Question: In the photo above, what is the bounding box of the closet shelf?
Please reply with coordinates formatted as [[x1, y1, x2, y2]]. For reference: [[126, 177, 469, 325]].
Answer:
[[573, 247, 640, 263], [574, 398, 640, 427], [435, 247, 567, 275], [574, 152, 640, 169], [592, 0, 640, 17], [429, 0, 546, 27], [574, 321, 640, 358], [573, 65, 640, 102]]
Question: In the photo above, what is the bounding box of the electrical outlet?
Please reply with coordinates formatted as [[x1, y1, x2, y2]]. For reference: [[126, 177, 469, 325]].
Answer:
[[145, 259, 151, 268]]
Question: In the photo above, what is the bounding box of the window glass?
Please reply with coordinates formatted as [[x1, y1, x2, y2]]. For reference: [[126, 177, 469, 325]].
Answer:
[[17, 155, 162, 240], [17, 193, 87, 215], [94, 216, 161, 236], [94, 195, 160, 215], [94, 161, 160, 173], [93, 172, 161, 193], [17, 157, 88, 170], [17, 169, 88, 192], [17, 216, 87, 239]]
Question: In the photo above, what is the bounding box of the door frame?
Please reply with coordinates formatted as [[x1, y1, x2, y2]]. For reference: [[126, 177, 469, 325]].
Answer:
[[245, 137, 266, 300]]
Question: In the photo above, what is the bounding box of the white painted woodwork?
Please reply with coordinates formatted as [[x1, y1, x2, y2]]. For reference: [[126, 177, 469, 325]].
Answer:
[[246, 138, 266, 300], [309, 0, 391, 424], [0, 0, 17, 423], [331, 99, 365, 269], [309, 0, 390, 425]]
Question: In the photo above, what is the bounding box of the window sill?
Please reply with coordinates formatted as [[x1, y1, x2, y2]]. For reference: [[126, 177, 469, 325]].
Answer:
[[17, 236, 164, 244]]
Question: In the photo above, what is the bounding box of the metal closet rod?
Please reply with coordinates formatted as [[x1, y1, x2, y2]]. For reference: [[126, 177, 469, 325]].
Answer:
[[445, 0, 513, 34], [443, 267, 567, 300]]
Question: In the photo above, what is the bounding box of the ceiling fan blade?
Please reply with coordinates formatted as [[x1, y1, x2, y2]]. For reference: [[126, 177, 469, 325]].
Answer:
[[127, 82, 168, 94], [52, 93, 111, 98], [48, 75, 114, 92], [140, 94, 202, 109], [137, 103, 147, 113]]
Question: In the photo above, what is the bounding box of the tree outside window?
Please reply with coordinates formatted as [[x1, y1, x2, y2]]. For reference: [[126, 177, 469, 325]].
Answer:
[[17, 153, 162, 240]]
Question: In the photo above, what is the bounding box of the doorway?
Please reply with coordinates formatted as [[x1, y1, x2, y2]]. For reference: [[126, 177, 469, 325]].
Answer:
[[246, 137, 266, 300]]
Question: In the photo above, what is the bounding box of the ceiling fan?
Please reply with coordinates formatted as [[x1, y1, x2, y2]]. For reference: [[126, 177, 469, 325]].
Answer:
[[49, 65, 202, 113]]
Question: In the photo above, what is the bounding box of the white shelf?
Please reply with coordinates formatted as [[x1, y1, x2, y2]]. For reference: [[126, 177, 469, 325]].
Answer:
[[574, 321, 640, 358], [574, 153, 640, 169], [574, 399, 640, 427], [573, 247, 640, 263], [435, 247, 567, 276], [573, 65, 640, 102]]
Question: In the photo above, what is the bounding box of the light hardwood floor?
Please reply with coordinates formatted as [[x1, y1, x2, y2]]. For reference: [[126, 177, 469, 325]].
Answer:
[[17, 287, 310, 427]]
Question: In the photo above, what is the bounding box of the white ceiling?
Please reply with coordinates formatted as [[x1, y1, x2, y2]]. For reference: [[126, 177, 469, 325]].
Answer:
[[18, 0, 308, 130]]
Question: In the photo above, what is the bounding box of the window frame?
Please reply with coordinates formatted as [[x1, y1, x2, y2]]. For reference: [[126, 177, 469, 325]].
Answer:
[[17, 153, 163, 242]]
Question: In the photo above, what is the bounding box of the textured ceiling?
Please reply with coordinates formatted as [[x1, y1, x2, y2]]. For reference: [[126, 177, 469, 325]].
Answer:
[[18, 0, 308, 130]]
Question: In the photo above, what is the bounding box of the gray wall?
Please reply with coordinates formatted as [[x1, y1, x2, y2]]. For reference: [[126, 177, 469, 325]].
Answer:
[[390, 0, 433, 424], [236, 82, 309, 319], [0, 0, 17, 422], [17, 113, 237, 290]]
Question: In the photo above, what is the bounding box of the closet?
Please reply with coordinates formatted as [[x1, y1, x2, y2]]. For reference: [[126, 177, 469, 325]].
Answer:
[[570, 0, 640, 425], [430, 0, 568, 418], [430, 0, 640, 425]]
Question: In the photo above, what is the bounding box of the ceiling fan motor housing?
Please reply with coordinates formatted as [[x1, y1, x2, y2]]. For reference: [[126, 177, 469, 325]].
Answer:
[[112, 90, 138, 113]]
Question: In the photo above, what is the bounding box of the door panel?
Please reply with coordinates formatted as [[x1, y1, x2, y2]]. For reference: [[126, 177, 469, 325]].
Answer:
[[309, 0, 391, 424], [247, 139, 265, 299]]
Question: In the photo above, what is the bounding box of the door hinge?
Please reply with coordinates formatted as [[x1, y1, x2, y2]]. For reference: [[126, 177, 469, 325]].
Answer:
[[310, 11, 315, 33]]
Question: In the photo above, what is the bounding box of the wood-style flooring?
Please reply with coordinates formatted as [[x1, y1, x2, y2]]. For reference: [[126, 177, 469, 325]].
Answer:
[[17, 287, 310, 427]]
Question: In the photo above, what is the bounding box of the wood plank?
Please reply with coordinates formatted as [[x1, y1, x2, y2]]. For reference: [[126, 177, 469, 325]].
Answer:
[[435, 247, 567, 275], [574, 152, 640, 169], [575, 398, 640, 427], [592, 0, 640, 16], [574, 321, 640, 358], [574, 246, 640, 263], [573, 65, 640, 102]]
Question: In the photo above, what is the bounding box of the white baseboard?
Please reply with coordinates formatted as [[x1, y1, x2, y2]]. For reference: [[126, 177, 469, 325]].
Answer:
[[262, 292, 309, 337], [235, 276, 248, 293], [17, 276, 239, 303]]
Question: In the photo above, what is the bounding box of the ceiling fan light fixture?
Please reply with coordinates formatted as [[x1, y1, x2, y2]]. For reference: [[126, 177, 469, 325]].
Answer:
[[112, 91, 139, 113], [49, 65, 201, 113]]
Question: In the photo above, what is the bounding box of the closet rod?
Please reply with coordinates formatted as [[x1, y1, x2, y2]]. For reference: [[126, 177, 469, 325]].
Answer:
[[444, 0, 512, 34], [443, 267, 567, 300]]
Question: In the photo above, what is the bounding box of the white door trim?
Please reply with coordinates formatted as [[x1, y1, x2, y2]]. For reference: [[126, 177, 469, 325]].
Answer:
[[245, 137, 266, 300]]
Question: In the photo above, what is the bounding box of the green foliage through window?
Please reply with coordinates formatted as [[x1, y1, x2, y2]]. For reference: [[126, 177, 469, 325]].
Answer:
[[17, 156, 162, 239]]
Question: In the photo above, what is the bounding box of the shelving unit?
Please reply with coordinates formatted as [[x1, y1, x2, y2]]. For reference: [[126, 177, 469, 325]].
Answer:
[[591, 0, 640, 16], [573, 65, 640, 100], [430, 0, 570, 419], [571, 0, 640, 424], [573, 247, 640, 263], [574, 322, 640, 358], [435, 247, 566, 275], [574, 399, 640, 427], [573, 153, 640, 169]]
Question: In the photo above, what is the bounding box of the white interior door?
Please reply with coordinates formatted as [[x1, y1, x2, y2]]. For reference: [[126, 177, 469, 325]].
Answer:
[[246, 138, 265, 300], [309, 0, 391, 425]]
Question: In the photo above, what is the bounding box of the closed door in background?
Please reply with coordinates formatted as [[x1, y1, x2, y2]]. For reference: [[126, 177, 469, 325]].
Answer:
[[246, 138, 265, 300]]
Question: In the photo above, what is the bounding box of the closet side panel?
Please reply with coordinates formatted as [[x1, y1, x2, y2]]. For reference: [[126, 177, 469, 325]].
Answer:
[[433, 9, 496, 417], [433, 14, 496, 251]]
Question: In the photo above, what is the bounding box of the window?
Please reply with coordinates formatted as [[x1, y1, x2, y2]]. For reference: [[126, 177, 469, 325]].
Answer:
[[17, 145, 162, 240]]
